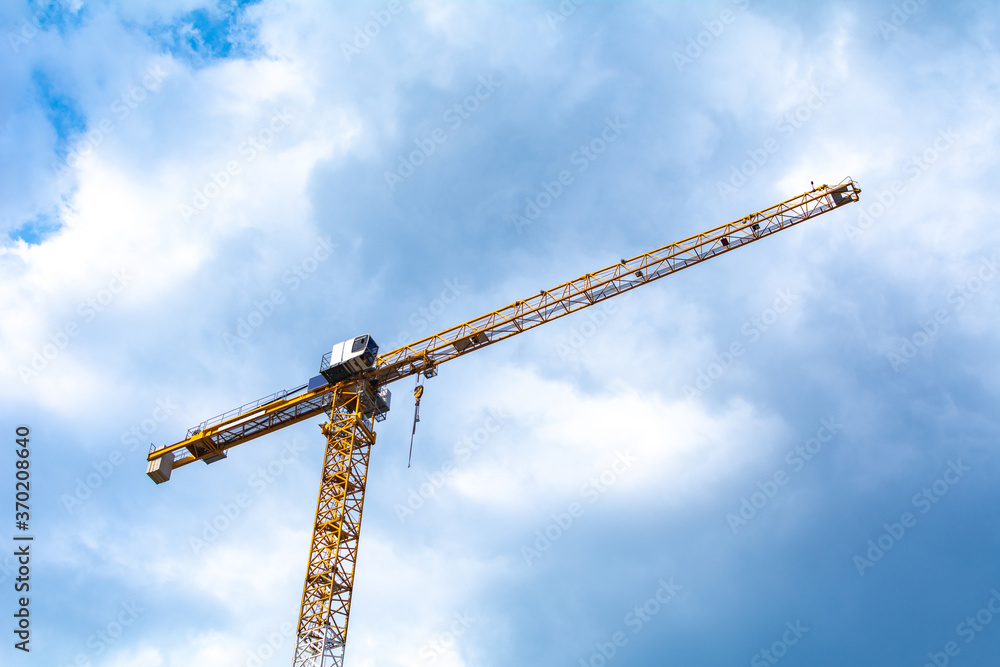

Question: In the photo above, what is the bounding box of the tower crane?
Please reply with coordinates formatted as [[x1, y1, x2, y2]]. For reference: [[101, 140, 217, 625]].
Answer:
[[146, 179, 860, 667]]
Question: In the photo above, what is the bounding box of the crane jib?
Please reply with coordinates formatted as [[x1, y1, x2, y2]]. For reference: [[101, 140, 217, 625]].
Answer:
[[372, 179, 860, 386], [147, 178, 860, 474]]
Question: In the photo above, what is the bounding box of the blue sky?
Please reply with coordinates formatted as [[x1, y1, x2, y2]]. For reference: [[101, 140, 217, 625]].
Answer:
[[1, 1, 999, 666]]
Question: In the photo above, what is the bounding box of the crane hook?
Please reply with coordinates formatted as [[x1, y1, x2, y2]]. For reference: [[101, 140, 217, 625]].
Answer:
[[408, 374, 426, 468]]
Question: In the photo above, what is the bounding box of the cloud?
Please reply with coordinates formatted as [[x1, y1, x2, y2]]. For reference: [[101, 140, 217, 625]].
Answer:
[[4, 1, 1000, 665]]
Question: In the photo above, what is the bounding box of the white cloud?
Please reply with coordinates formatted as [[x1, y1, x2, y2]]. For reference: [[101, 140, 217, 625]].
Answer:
[[443, 365, 785, 515]]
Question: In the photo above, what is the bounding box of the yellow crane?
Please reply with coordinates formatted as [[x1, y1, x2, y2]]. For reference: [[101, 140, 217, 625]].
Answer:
[[146, 179, 860, 667]]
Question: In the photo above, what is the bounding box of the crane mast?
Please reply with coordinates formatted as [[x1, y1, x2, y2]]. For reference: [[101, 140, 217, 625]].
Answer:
[[146, 179, 860, 667]]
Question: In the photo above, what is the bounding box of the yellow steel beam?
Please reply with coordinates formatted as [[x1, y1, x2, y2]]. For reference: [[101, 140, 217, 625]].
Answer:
[[147, 384, 333, 468]]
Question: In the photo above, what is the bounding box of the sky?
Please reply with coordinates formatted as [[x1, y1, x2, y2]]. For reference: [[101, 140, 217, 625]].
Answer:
[[1, 0, 999, 666]]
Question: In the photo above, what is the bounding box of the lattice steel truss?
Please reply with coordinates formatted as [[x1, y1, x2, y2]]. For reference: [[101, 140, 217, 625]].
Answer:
[[292, 380, 378, 667]]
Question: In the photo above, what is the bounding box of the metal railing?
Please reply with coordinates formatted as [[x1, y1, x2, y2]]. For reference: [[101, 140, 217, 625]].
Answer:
[[184, 383, 309, 438], [320, 351, 334, 374]]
